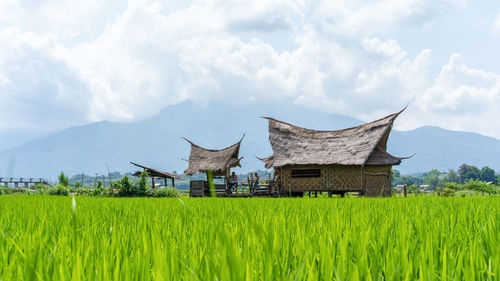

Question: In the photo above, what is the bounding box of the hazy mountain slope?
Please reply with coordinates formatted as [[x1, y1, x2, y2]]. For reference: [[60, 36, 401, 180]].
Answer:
[[389, 126, 500, 173], [0, 100, 362, 178], [1, 100, 499, 179]]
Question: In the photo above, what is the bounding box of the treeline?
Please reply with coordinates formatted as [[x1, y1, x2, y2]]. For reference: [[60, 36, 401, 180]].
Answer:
[[393, 164, 499, 195], [2, 171, 180, 197]]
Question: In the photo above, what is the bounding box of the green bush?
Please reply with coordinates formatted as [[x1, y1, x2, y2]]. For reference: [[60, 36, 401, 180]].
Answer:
[[134, 171, 150, 196], [455, 190, 478, 197], [463, 179, 497, 195], [92, 180, 106, 196], [76, 188, 93, 196], [444, 182, 460, 190], [436, 187, 456, 197], [408, 184, 420, 194], [47, 185, 69, 196], [33, 184, 50, 195], [0, 186, 4, 195], [117, 172, 150, 197], [10, 188, 31, 195], [117, 176, 135, 197], [152, 188, 179, 198]]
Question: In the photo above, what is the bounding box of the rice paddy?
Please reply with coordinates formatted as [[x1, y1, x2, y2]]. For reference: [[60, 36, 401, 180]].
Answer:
[[0, 196, 498, 280]]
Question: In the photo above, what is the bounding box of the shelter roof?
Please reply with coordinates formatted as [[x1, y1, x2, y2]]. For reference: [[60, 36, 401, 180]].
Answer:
[[183, 136, 244, 176], [262, 108, 407, 168], [130, 162, 182, 179]]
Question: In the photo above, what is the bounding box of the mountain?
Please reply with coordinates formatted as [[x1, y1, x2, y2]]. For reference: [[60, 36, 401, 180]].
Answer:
[[0, 128, 51, 151], [1, 100, 499, 179], [389, 126, 500, 173]]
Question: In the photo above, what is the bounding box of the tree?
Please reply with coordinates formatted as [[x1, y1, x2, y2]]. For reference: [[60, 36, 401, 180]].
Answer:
[[479, 166, 496, 182], [423, 169, 441, 190], [458, 164, 480, 183], [446, 169, 459, 183], [58, 171, 69, 187], [392, 169, 401, 181]]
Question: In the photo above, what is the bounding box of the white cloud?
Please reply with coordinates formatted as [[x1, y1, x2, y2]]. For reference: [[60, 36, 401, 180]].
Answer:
[[3, 0, 500, 141], [411, 54, 500, 136], [312, 0, 467, 36], [0, 27, 92, 130]]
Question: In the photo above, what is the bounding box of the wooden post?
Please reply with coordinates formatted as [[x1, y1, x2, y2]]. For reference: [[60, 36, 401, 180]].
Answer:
[[207, 170, 215, 197], [360, 166, 364, 196], [152, 178, 155, 190], [164, 178, 167, 188], [172, 178, 175, 188], [404, 184, 407, 197]]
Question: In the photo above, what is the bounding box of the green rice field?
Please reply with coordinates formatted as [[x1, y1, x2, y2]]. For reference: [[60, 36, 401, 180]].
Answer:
[[0, 196, 498, 280]]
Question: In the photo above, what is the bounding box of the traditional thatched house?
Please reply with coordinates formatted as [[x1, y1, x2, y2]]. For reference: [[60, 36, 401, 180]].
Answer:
[[184, 136, 243, 196], [260, 109, 409, 197]]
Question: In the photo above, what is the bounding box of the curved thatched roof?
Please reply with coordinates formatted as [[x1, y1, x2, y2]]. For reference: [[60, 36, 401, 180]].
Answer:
[[262, 108, 407, 168], [183, 136, 244, 176]]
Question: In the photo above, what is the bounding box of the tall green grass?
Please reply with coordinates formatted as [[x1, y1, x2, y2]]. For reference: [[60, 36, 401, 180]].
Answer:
[[0, 196, 498, 280]]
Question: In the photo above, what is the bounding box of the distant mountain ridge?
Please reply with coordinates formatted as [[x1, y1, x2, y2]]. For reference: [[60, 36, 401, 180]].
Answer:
[[1, 100, 499, 179]]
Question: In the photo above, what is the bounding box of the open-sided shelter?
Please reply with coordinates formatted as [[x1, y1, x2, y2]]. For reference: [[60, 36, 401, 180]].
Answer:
[[130, 162, 182, 189], [260, 108, 410, 197], [184, 136, 244, 196]]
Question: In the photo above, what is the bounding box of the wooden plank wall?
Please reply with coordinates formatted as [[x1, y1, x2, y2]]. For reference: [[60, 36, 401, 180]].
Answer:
[[280, 164, 392, 197]]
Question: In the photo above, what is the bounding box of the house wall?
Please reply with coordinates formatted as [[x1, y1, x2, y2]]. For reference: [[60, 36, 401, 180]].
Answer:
[[280, 164, 392, 197], [363, 165, 392, 197]]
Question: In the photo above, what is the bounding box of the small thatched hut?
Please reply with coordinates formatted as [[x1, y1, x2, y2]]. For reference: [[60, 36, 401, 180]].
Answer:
[[260, 108, 409, 197], [130, 162, 182, 188], [184, 136, 243, 196]]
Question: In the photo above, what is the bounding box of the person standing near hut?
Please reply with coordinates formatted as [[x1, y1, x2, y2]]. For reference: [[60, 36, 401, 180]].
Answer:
[[253, 172, 260, 194], [228, 171, 238, 193]]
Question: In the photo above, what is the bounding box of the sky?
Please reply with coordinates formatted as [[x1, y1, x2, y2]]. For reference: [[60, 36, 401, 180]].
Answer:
[[1, 0, 500, 149]]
